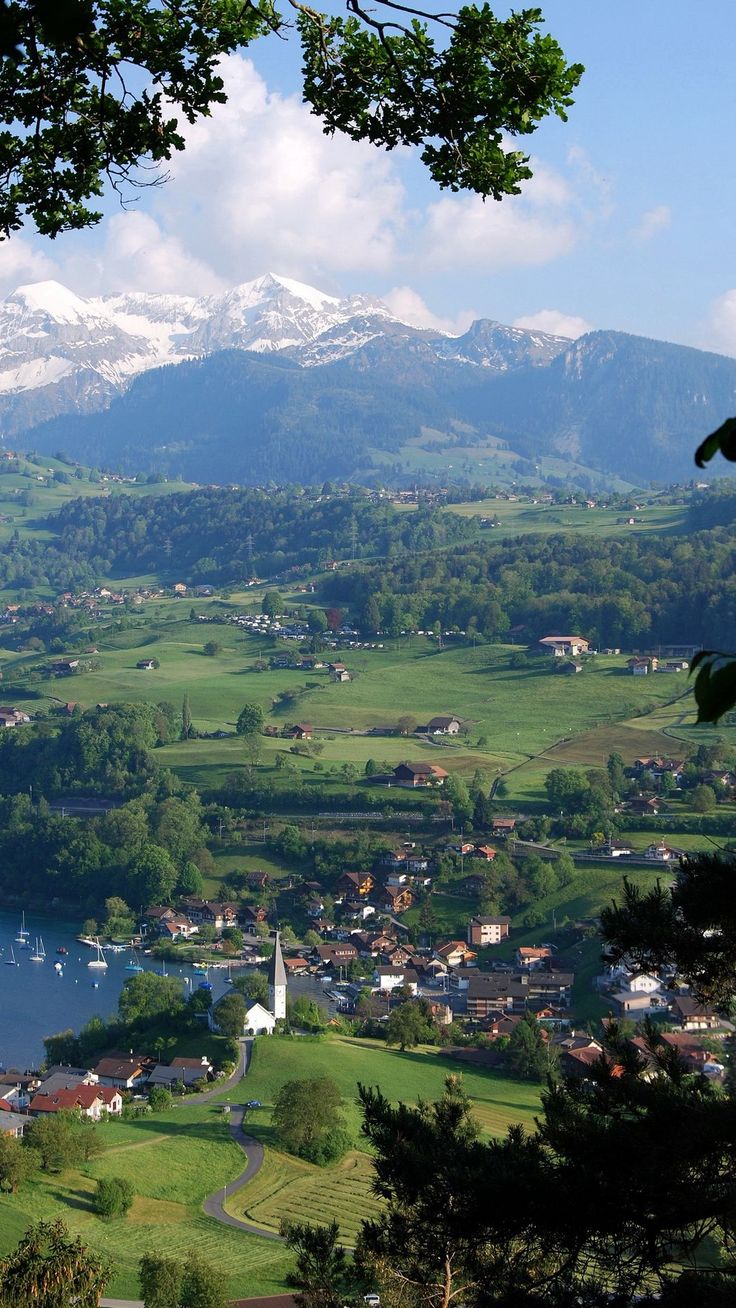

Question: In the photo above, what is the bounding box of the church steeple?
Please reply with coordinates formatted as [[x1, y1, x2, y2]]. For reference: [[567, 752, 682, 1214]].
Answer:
[[268, 930, 287, 1020]]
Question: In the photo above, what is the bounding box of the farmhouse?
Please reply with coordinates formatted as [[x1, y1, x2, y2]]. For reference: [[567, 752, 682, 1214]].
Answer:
[[392, 762, 448, 787], [380, 885, 414, 914], [335, 870, 374, 898], [426, 715, 461, 735], [285, 723, 313, 739], [136, 658, 157, 670], [538, 635, 590, 657], [467, 915, 511, 947], [435, 941, 477, 968], [180, 898, 239, 930], [0, 706, 31, 727], [492, 817, 516, 835]]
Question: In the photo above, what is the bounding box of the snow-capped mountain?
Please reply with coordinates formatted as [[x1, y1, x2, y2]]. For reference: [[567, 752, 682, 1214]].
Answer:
[[0, 272, 570, 437]]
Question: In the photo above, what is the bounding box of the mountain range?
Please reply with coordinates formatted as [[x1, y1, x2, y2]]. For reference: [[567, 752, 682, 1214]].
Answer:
[[1, 273, 735, 487]]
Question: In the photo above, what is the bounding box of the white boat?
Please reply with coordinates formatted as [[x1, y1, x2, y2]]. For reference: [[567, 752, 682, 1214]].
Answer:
[[3, 945, 18, 966], [87, 938, 108, 970], [15, 911, 29, 944], [54, 960, 63, 973], [29, 935, 45, 962]]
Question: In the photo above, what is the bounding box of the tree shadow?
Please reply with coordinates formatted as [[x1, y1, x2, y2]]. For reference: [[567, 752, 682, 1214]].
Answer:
[[50, 1187, 96, 1213]]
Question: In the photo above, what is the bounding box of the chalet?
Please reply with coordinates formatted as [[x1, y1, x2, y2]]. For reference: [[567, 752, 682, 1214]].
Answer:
[[658, 1032, 724, 1077], [173, 582, 187, 594], [435, 941, 477, 968], [380, 885, 414, 915], [663, 659, 690, 672], [29, 1086, 122, 1119], [426, 715, 461, 735], [381, 942, 416, 967], [335, 870, 374, 899], [459, 873, 489, 898], [245, 871, 270, 890], [284, 955, 310, 975], [392, 762, 448, 788], [482, 1013, 523, 1040], [467, 915, 511, 947], [314, 942, 358, 968], [180, 898, 239, 931], [473, 845, 497, 861], [286, 723, 313, 740], [342, 900, 376, 922], [628, 796, 661, 815], [241, 904, 268, 926], [136, 659, 157, 671], [560, 1045, 609, 1079], [333, 669, 351, 682], [491, 817, 516, 836], [671, 996, 720, 1031], [50, 658, 80, 675], [538, 635, 590, 658], [449, 842, 475, 856]]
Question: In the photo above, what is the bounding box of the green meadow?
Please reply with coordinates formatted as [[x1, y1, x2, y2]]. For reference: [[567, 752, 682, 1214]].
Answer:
[[227, 1034, 541, 1240]]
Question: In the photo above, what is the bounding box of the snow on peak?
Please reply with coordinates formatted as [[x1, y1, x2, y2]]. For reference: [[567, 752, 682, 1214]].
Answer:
[[9, 280, 106, 325]]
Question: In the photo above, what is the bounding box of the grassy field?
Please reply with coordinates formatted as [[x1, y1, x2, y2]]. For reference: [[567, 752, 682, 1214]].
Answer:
[[0, 1100, 292, 1300], [225, 1034, 541, 1239], [443, 496, 687, 537]]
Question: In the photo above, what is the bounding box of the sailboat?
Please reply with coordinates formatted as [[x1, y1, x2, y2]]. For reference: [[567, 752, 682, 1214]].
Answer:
[[125, 948, 144, 973], [14, 912, 29, 945], [29, 935, 46, 962], [87, 937, 108, 970], [3, 944, 19, 966]]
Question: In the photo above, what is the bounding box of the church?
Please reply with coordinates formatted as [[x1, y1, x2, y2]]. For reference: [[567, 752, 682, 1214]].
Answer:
[[241, 930, 287, 1035]]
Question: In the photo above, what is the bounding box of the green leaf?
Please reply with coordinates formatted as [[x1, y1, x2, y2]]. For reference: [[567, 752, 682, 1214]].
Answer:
[[694, 416, 736, 467], [690, 649, 736, 722]]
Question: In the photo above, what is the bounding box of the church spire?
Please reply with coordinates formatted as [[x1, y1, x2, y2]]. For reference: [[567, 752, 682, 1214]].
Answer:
[[268, 930, 287, 1020]]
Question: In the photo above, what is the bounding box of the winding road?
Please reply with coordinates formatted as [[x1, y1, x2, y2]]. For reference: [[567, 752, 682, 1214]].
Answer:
[[197, 1037, 281, 1241]]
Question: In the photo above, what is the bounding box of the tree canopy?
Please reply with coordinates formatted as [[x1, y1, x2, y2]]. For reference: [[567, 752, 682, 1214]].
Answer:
[[0, 2, 582, 239]]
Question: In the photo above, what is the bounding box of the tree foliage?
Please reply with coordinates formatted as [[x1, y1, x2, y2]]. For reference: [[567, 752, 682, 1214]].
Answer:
[[0, 2, 582, 239], [0, 1218, 108, 1308], [93, 1175, 134, 1219], [272, 1076, 349, 1165]]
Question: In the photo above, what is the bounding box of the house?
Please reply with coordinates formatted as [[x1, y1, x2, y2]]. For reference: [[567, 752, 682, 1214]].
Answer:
[[283, 956, 310, 975], [473, 845, 497, 861], [0, 1107, 27, 1137], [380, 885, 414, 915], [314, 942, 358, 969], [491, 817, 516, 836], [644, 843, 680, 862], [286, 723, 313, 740], [93, 1056, 152, 1089], [436, 941, 477, 968], [483, 1014, 523, 1040], [335, 870, 374, 899], [50, 658, 80, 674], [467, 915, 511, 947], [465, 974, 516, 1018], [516, 946, 552, 970], [374, 965, 420, 994], [610, 991, 670, 1018], [658, 1032, 724, 1077], [29, 1086, 122, 1119], [426, 715, 461, 735], [0, 706, 31, 727], [180, 898, 239, 931], [629, 658, 650, 676], [623, 971, 663, 994], [173, 582, 187, 594], [671, 996, 720, 1030], [628, 796, 661, 815], [147, 1058, 211, 1089], [136, 658, 157, 671], [392, 762, 448, 788], [538, 635, 590, 657]]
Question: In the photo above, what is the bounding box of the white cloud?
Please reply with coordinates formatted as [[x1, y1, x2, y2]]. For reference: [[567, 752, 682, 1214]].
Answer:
[[0, 236, 57, 294], [61, 213, 225, 297], [155, 55, 407, 281], [633, 204, 671, 242], [383, 286, 476, 335], [423, 190, 576, 271], [513, 309, 593, 339], [701, 289, 736, 357]]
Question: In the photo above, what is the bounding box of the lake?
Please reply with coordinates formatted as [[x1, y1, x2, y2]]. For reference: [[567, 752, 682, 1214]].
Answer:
[[0, 909, 234, 1070]]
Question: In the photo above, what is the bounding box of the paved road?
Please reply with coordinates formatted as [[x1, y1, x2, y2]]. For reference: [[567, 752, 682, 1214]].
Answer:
[[200, 1038, 280, 1240]]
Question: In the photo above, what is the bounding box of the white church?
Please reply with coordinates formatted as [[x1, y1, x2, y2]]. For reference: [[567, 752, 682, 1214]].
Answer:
[[241, 931, 287, 1035]]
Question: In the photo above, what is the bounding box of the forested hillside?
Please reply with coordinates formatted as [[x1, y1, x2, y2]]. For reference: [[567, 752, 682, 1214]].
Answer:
[[322, 530, 736, 649], [48, 489, 475, 583]]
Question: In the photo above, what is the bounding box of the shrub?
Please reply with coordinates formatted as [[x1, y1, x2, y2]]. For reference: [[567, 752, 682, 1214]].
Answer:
[[93, 1176, 134, 1219]]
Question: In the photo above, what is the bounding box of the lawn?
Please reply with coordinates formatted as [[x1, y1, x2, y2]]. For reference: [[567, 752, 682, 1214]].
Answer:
[[230, 1147, 379, 1244], [0, 1101, 292, 1300]]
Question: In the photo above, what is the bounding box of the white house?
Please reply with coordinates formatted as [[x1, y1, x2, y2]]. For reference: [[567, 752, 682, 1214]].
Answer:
[[624, 972, 662, 994]]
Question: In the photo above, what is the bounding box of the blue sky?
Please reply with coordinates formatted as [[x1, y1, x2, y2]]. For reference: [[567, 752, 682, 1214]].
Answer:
[[1, 1, 734, 351]]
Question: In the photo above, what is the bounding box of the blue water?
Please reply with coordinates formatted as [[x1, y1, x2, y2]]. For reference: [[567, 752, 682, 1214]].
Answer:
[[0, 909, 233, 1069]]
